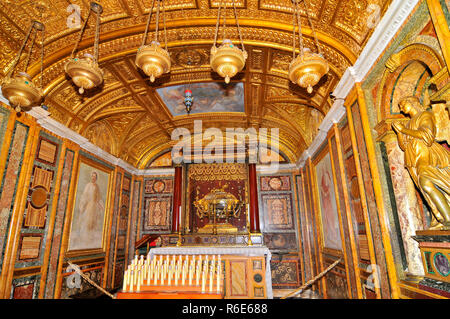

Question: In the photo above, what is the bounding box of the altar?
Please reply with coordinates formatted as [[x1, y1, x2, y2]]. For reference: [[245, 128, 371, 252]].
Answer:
[[117, 163, 275, 299], [117, 245, 273, 299], [149, 246, 273, 299]]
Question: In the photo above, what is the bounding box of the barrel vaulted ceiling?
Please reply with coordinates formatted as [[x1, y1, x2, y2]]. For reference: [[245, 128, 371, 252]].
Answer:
[[0, 0, 391, 168]]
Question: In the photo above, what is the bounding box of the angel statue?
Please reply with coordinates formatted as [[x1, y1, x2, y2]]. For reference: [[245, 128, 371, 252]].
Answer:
[[392, 96, 450, 229]]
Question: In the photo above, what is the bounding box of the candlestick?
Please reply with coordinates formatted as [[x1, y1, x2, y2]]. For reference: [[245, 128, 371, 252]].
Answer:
[[122, 270, 128, 292], [216, 266, 221, 293], [201, 271, 206, 293], [209, 269, 213, 292], [217, 255, 222, 293], [153, 264, 158, 285], [130, 270, 134, 292], [196, 256, 200, 286], [136, 270, 141, 292], [188, 256, 193, 286], [174, 259, 180, 286], [149, 261, 153, 282]]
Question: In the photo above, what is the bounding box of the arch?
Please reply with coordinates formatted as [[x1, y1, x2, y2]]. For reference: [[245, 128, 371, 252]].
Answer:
[[376, 43, 445, 123]]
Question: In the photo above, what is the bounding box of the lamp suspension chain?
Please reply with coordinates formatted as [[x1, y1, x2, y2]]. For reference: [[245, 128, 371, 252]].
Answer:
[[94, 5, 101, 63], [223, 0, 227, 41], [155, 0, 161, 43], [71, 7, 92, 59], [8, 23, 35, 78], [141, 0, 157, 47], [213, 0, 223, 47], [233, 0, 245, 52], [38, 5, 45, 90], [40, 26, 45, 89], [163, 0, 168, 50], [23, 26, 37, 75], [295, 0, 304, 57], [303, 0, 323, 56], [292, 3, 296, 59]]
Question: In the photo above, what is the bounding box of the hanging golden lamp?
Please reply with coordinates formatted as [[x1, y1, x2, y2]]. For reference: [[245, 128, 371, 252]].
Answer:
[[210, 0, 247, 84], [1, 20, 45, 113], [136, 0, 170, 83], [65, 2, 104, 94], [288, 0, 329, 94]]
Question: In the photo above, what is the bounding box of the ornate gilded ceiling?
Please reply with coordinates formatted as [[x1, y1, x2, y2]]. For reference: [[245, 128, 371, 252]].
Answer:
[[0, 0, 391, 168]]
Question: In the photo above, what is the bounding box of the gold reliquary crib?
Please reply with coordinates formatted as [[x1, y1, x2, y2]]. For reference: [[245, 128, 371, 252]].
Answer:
[[194, 184, 244, 235]]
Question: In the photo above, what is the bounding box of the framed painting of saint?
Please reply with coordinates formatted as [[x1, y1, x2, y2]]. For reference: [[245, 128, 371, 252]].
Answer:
[[67, 155, 113, 256], [314, 149, 343, 253]]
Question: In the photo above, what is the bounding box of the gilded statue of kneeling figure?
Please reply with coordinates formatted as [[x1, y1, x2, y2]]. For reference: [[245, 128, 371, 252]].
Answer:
[[392, 96, 450, 229]]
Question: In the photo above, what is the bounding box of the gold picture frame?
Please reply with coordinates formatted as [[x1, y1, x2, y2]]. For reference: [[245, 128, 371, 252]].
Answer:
[[66, 155, 114, 258], [312, 145, 343, 257]]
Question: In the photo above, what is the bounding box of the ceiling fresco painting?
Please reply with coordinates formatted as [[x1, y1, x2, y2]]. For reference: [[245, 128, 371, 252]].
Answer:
[[157, 82, 245, 116]]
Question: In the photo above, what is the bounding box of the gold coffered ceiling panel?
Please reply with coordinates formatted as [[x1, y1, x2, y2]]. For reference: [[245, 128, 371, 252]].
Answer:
[[0, 0, 392, 167]]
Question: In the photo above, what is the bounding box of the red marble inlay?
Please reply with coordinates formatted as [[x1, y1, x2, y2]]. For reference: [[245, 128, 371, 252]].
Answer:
[[13, 283, 34, 299]]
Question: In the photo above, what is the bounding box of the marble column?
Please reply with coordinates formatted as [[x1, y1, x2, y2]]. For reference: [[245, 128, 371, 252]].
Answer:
[[381, 132, 425, 276], [248, 163, 260, 233], [172, 165, 183, 233]]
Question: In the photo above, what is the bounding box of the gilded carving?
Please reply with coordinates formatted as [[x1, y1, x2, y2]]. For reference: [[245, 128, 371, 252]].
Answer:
[[83, 120, 116, 155], [0, 0, 380, 166], [392, 96, 450, 229], [188, 163, 247, 181]]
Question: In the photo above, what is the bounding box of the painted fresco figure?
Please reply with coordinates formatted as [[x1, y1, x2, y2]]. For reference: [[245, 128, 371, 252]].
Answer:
[[392, 96, 450, 229], [320, 168, 340, 246], [78, 171, 105, 232]]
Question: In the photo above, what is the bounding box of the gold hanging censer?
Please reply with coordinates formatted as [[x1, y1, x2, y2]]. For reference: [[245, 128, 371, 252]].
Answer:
[[65, 2, 104, 94], [288, 0, 329, 94], [210, 0, 247, 84], [1, 20, 45, 112], [136, 0, 170, 83]]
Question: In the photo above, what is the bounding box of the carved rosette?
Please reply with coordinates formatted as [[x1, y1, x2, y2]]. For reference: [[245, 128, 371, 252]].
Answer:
[[65, 53, 104, 94], [1, 72, 43, 112], [210, 40, 248, 84], [288, 48, 329, 93], [135, 41, 171, 83]]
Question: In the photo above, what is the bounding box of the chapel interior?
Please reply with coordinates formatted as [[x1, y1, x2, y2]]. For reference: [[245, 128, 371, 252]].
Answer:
[[0, 0, 449, 300]]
